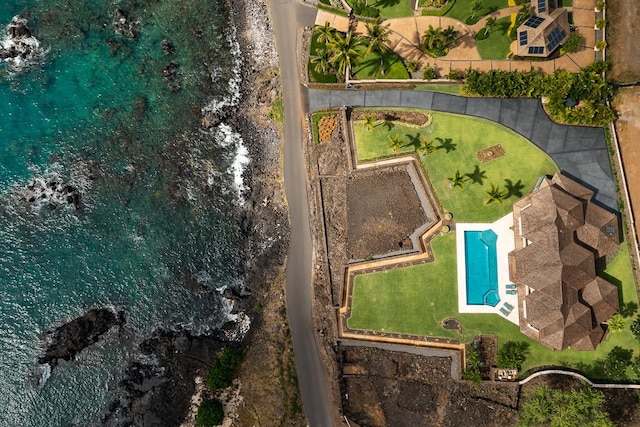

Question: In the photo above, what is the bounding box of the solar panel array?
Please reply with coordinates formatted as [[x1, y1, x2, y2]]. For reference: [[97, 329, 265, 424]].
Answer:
[[528, 46, 544, 54], [524, 16, 545, 28], [546, 27, 566, 52], [538, 0, 547, 13], [519, 31, 528, 46]]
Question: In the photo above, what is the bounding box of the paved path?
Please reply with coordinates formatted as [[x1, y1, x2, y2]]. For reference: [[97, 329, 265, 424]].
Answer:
[[268, 0, 337, 426], [308, 89, 617, 211]]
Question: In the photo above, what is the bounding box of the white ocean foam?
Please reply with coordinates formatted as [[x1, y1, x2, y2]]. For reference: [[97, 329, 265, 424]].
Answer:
[[1, 16, 47, 72], [37, 363, 51, 387], [202, 28, 242, 114], [214, 123, 250, 204]]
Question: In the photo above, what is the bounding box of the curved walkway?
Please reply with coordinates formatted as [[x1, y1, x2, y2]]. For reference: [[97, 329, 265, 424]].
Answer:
[[519, 369, 640, 389], [308, 89, 617, 211]]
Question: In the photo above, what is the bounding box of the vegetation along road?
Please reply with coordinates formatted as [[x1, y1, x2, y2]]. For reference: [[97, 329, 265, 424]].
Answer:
[[267, 0, 337, 425]]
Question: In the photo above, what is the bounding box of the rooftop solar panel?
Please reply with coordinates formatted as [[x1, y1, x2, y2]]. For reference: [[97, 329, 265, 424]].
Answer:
[[546, 27, 566, 52], [528, 46, 544, 55], [524, 16, 545, 28], [538, 0, 547, 13], [519, 31, 528, 46]]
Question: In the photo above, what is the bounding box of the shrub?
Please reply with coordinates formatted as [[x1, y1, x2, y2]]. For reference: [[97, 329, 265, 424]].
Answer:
[[422, 64, 438, 80], [595, 18, 606, 29], [631, 315, 640, 342], [560, 31, 583, 54], [446, 69, 463, 80], [405, 60, 420, 73], [595, 1, 606, 11], [196, 399, 224, 427], [207, 347, 242, 390], [595, 40, 607, 51], [497, 340, 529, 370]]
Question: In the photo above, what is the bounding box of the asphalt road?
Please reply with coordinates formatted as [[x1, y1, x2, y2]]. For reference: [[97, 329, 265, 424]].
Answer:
[[266, 1, 336, 425]]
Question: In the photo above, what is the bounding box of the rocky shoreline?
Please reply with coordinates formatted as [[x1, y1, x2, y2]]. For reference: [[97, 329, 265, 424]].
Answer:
[[100, 0, 291, 424]]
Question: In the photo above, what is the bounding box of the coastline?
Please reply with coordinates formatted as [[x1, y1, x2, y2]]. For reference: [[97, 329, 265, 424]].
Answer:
[[102, 0, 300, 423]]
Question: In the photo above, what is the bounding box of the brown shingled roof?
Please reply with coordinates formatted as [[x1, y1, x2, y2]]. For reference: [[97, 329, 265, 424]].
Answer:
[[510, 173, 620, 351]]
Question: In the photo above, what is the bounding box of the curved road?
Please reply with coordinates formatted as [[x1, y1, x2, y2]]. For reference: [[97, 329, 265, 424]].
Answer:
[[267, 0, 336, 425]]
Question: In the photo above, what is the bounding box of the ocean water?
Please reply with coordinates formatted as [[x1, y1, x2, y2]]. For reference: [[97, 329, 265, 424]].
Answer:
[[0, 1, 249, 425]]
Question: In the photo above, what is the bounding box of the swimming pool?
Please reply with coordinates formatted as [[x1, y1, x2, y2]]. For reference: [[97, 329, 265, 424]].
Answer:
[[464, 230, 500, 306]]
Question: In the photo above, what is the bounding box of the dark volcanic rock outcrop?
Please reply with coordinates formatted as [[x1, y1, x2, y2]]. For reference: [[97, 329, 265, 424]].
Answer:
[[39, 308, 125, 368], [0, 16, 44, 67], [101, 329, 229, 427]]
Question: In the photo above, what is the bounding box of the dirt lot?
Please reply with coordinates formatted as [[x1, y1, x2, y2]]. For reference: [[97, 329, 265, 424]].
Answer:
[[606, 0, 640, 83], [347, 167, 430, 260], [613, 89, 640, 242]]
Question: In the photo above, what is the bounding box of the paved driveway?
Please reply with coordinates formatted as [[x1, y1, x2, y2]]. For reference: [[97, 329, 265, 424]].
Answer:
[[308, 89, 617, 211]]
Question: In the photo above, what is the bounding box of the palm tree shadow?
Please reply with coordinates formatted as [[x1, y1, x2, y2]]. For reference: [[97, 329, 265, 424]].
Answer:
[[466, 165, 487, 185], [504, 178, 525, 198], [404, 133, 422, 149], [436, 137, 456, 153]]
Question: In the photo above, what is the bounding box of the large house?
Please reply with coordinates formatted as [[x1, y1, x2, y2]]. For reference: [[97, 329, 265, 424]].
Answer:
[[509, 173, 620, 351], [512, 0, 571, 58]]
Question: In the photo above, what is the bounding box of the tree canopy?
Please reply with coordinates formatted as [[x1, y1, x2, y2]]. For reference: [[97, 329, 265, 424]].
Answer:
[[517, 386, 614, 427]]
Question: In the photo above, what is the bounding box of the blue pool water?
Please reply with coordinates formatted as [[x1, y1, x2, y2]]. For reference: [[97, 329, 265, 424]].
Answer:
[[464, 230, 500, 306]]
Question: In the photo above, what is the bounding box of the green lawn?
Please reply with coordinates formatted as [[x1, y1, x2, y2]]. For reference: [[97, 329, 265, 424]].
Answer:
[[352, 50, 410, 80], [308, 32, 338, 84], [352, 109, 559, 222], [375, 0, 415, 18], [348, 234, 640, 379], [475, 16, 513, 59], [414, 83, 462, 94], [308, 30, 409, 82], [445, 0, 508, 23]]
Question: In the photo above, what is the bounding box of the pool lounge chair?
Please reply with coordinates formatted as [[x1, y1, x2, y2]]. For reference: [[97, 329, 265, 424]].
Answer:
[[506, 284, 517, 289], [504, 302, 514, 310], [500, 307, 510, 316], [506, 290, 517, 295]]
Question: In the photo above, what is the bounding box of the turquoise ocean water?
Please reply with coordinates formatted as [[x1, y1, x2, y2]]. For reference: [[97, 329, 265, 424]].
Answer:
[[0, 1, 247, 425]]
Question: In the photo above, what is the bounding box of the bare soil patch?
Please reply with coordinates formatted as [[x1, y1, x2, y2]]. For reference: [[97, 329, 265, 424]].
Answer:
[[352, 110, 433, 127], [347, 167, 430, 259], [613, 88, 640, 231], [606, 0, 640, 82], [476, 144, 505, 163]]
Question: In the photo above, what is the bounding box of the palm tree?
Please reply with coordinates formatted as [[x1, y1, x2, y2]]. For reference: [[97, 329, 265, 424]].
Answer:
[[310, 48, 331, 74], [365, 18, 392, 57], [422, 25, 445, 52], [364, 114, 377, 132], [417, 137, 437, 156], [448, 169, 465, 190], [471, 0, 483, 19], [315, 22, 337, 44], [328, 31, 365, 81], [484, 17, 497, 36], [442, 26, 460, 47], [484, 183, 508, 205], [388, 133, 402, 154]]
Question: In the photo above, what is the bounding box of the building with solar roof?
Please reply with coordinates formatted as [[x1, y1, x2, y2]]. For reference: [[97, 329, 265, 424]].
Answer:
[[511, 0, 571, 57]]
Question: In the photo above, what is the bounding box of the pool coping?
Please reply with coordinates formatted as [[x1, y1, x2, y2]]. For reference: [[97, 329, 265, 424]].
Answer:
[[456, 215, 519, 325]]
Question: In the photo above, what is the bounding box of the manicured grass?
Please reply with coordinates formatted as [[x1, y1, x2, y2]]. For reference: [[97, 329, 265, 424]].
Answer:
[[475, 16, 513, 59], [348, 234, 640, 379], [414, 83, 462, 94], [352, 109, 559, 222], [375, 0, 415, 18], [352, 50, 410, 80], [445, 0, 508, 23]]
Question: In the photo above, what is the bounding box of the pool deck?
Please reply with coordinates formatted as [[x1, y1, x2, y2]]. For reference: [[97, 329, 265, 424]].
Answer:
[[456, 214, 519, 325]]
